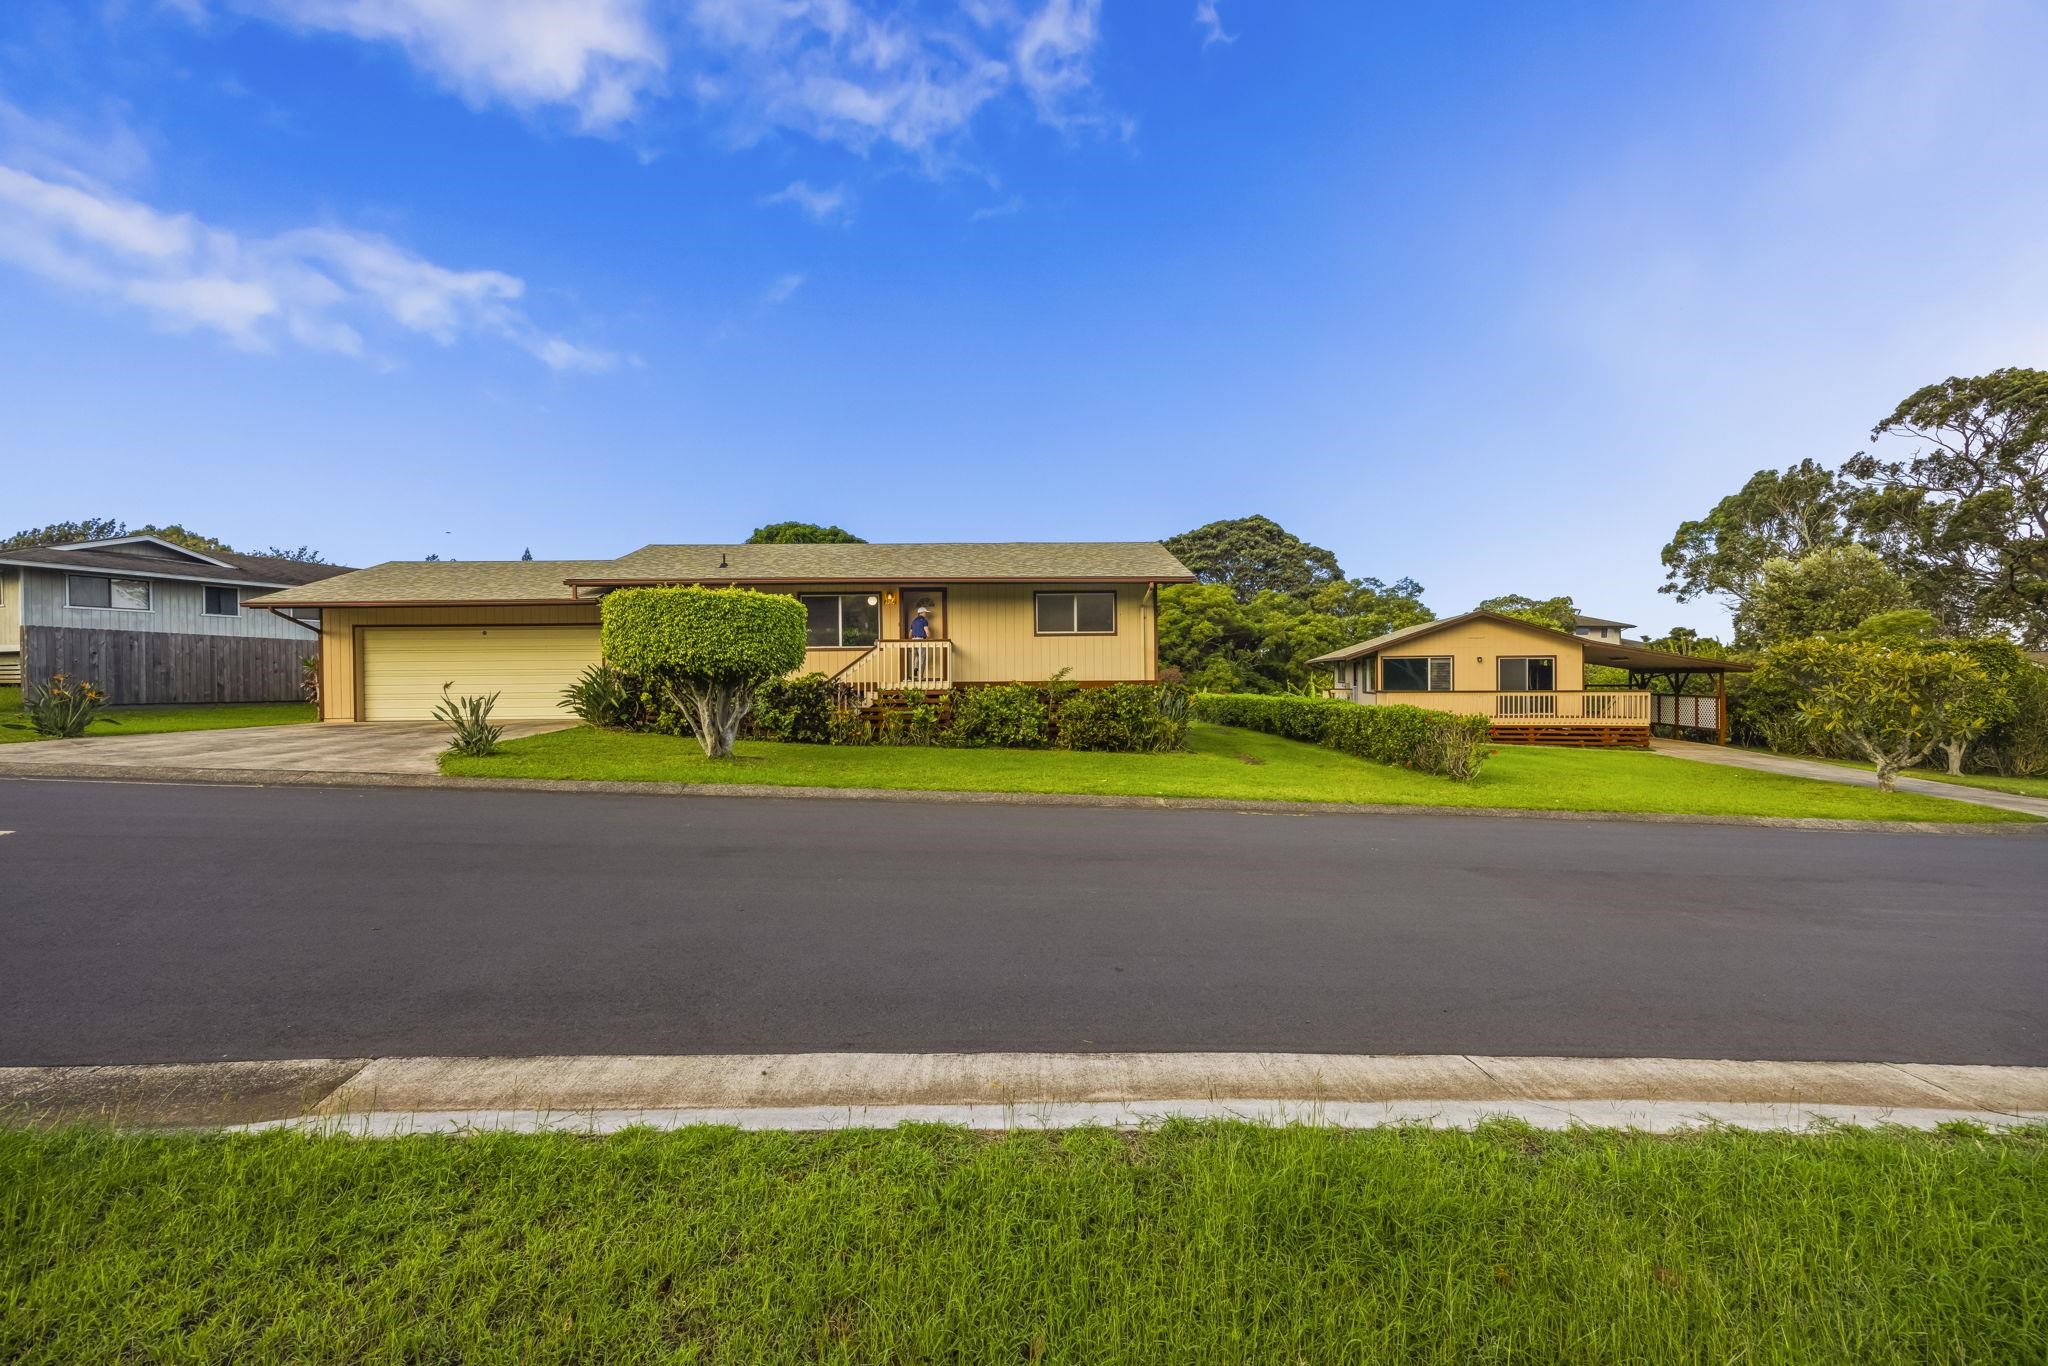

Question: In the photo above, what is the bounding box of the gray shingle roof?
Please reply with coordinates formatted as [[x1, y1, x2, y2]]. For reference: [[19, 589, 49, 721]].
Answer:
[[242, 560, 617, 607], [0, 543, 351, 588], [588, 542, 1194, 584]]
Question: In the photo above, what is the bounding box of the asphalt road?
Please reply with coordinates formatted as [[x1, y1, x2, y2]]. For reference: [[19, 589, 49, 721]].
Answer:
[[1, 777, 2043, 1067]]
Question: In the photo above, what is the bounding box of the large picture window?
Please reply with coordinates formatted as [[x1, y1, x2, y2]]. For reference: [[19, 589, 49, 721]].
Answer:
[[1035, 590, 1117, 635], [203, 585, 242, 616], [1496, 656, 1555, 691], [800, 593, 880, 647], [68, 575, 152, 611], [1381, 656, 1452, 691]]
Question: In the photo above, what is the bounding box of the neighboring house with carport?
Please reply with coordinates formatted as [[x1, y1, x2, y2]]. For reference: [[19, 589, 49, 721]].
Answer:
[[0, 536, 349, 702], [1308, 610, 1750, 747], [240, 542, 1195, 722]]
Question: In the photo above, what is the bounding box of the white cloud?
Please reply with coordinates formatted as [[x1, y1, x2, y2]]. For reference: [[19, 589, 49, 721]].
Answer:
[[216, 0, 667, 131], [0, 160, 615, 370], [760, 178, 852, 223], [762, 270, 805, 304], [681, 0, 1111, 157], [1194, 1, 1235, 48], [970, 194, 1022, 221]]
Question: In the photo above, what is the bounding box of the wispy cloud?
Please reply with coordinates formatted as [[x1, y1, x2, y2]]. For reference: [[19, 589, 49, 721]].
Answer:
[[0, 158, 615, 371], [762, 271, 806, 305], [1194, 1, 1236, 49], [970, 195, 1023, 221], [760, 178, 852, 224], [207, 0, 667, 131]]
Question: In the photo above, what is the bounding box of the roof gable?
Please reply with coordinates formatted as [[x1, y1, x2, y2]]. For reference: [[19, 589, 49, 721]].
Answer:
[[49, 535, 235, 568]]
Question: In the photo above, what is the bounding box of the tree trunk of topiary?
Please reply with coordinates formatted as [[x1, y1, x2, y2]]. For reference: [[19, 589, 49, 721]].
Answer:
[[667, 678, 756, 760]]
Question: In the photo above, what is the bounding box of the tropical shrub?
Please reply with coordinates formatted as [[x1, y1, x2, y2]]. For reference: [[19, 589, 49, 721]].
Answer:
[[1762, 639, 1995, 790], [298, 655, 320, 707], [750, 673, 836, 744], [601, 587, 807, 759], [1054, 683, 1182, 752], [1192, 692, 1494, 780], [434, 685, 503, 757], [562, 664, 636, 729], [877, 690, 943, 746], [949, 683, 1051, 749], [1980, 660, 2048, 777], [22, 674, 105, 738]]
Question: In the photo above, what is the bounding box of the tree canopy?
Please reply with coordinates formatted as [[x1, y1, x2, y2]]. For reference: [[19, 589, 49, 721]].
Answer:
[[1737, 544, 1913, 648], [1475, 593, 1577, 634], [1843, 367, 2048, 645], [1163, 515, 1343, 603], [1659, 459, 1850, 614], [601, 587, 808, 760], [746, 522, 866, 545]]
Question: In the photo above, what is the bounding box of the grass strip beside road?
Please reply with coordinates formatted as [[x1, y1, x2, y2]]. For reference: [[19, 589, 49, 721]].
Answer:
[[443, 720, 2035, 823], [3, 1122, 2043, 1363], [0, 685, 313, 745]]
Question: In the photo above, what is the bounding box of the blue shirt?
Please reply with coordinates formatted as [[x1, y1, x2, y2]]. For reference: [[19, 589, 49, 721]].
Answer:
[[908, 615, 931, 639]]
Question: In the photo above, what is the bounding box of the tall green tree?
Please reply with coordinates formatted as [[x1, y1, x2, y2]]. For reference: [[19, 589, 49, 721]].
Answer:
[[1475, 593, 1577, 633], [1, 518, 125, 549], [1659, 459, 1851, 614], [1163, 515, 1342, 603], [1843, 367, 2048, 644], [1158, 576, 1431, 694], [746, 522, 866, 544], [1, 518, 324, 561], [1737, 544, 1913, 648]]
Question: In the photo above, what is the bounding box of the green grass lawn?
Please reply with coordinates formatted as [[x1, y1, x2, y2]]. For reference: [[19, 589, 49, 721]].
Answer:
[[0, 684, 313, 744], [443, 720, 2034, 823], [1794, 748, 2048, 801], [3, 1122, 2041, 1363]]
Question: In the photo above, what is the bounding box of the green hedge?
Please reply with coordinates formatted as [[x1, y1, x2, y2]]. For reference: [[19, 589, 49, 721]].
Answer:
[[600, 587, 807, 684], [1192, 693, 1493, 780]]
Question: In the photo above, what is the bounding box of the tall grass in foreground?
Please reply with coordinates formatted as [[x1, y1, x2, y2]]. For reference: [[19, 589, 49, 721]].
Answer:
[[2, 1120, 2043, 1362]]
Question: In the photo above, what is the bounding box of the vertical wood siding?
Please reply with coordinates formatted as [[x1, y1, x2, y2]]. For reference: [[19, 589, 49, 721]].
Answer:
[[0, 567, 20, 651], [1373, 618, 1587, 691], [21, 569, 320, 640], [21, 625, 313, 704]]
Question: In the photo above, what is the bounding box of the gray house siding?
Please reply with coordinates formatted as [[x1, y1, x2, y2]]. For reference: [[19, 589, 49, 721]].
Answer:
[[21, 569, 317, 639], [18, 568, 319, 703]]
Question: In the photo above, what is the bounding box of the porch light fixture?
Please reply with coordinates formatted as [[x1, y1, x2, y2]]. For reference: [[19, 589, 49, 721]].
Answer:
[[866, 595, 879, 606]]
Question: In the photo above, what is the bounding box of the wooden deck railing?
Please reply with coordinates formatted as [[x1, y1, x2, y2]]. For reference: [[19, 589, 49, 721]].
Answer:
[[1328, 689, 1653, 725], [827, 640, 953, 696]]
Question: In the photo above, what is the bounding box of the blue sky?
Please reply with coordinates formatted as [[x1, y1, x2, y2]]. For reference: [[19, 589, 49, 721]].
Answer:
[[3, 1, 2045, 636]]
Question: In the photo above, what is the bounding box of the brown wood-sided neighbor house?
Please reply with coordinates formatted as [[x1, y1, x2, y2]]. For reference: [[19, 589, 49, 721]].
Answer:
[[1308, 610, 1750, 748], [241, 542, 1197, 722]]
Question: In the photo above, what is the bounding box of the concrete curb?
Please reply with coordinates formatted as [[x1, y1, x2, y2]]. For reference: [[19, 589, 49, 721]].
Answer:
[[6, 1052, 2045, 1133], [2, 761, 2041, 835]]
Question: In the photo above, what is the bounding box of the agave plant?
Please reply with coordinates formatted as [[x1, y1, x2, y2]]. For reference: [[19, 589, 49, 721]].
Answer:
[[434, 684, 503, 757]]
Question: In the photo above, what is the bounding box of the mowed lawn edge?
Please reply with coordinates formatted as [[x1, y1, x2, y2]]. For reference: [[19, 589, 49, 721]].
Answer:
[[442, 719, 2036, 823], [3, 1122, 2044, 1363], [0, 686, 314, 745]]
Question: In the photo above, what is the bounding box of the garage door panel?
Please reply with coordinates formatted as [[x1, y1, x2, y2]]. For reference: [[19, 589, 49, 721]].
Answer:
[[360, 626, 600, 721]]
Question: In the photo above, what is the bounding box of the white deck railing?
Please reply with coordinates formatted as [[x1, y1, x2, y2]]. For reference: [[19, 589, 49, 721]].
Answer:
[[828, 640, 953, 695], [1328, 689, 1653, 725]]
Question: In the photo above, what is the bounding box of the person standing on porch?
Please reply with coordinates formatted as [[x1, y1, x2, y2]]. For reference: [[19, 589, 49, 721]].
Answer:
[[907, 605, 932, 681]]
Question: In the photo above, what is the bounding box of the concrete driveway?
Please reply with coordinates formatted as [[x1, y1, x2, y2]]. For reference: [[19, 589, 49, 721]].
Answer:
[[1650, 738, 2048, 819], [0, 721, 571, 776]]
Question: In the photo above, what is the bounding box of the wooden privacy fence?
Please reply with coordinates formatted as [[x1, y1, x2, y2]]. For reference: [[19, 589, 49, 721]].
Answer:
[[22, 626, 313, 705]]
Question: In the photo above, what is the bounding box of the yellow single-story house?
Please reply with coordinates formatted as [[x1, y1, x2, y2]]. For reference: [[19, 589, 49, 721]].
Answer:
[[1307, 610, 1750, 747], [242, 542, 1195, 722]]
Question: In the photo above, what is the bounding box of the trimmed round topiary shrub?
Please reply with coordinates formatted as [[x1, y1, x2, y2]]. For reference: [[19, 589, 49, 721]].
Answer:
[[601, 587, 807, 759]]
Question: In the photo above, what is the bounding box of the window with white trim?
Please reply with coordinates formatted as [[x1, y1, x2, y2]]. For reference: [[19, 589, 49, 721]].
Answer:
[[1035, 590, 1116, 634], [67, 575, 152, 611], [1381, 656, 1452, 691], [203, 585, 242, 616], [800, 593, 880, 647]]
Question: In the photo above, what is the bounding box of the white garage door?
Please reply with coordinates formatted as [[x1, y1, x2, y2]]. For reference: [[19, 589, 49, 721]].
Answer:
[[360, 626, 601, 721]]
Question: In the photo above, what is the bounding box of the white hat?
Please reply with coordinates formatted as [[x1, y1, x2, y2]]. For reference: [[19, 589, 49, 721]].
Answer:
[[915, 605, 931, 615]]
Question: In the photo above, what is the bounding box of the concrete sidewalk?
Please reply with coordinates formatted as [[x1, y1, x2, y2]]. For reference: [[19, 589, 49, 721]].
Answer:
[[1651, 739, 2048, 819], [0, 720, 572, 776], [6, 1052, 2045, 1133]]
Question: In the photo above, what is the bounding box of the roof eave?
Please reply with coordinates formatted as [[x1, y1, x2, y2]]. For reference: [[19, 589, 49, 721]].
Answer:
[[562, 574, 1197, 587]]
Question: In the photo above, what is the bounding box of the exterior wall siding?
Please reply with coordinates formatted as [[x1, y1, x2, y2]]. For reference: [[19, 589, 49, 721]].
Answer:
[[21, 568, 318, 640], [1372, 618, 1586, 693], [320, 604, 602, 721], [0, 567, 20, 651]]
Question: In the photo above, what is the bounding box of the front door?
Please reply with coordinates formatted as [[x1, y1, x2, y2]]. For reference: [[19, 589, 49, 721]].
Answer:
[[900, 587, 946, 640]]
